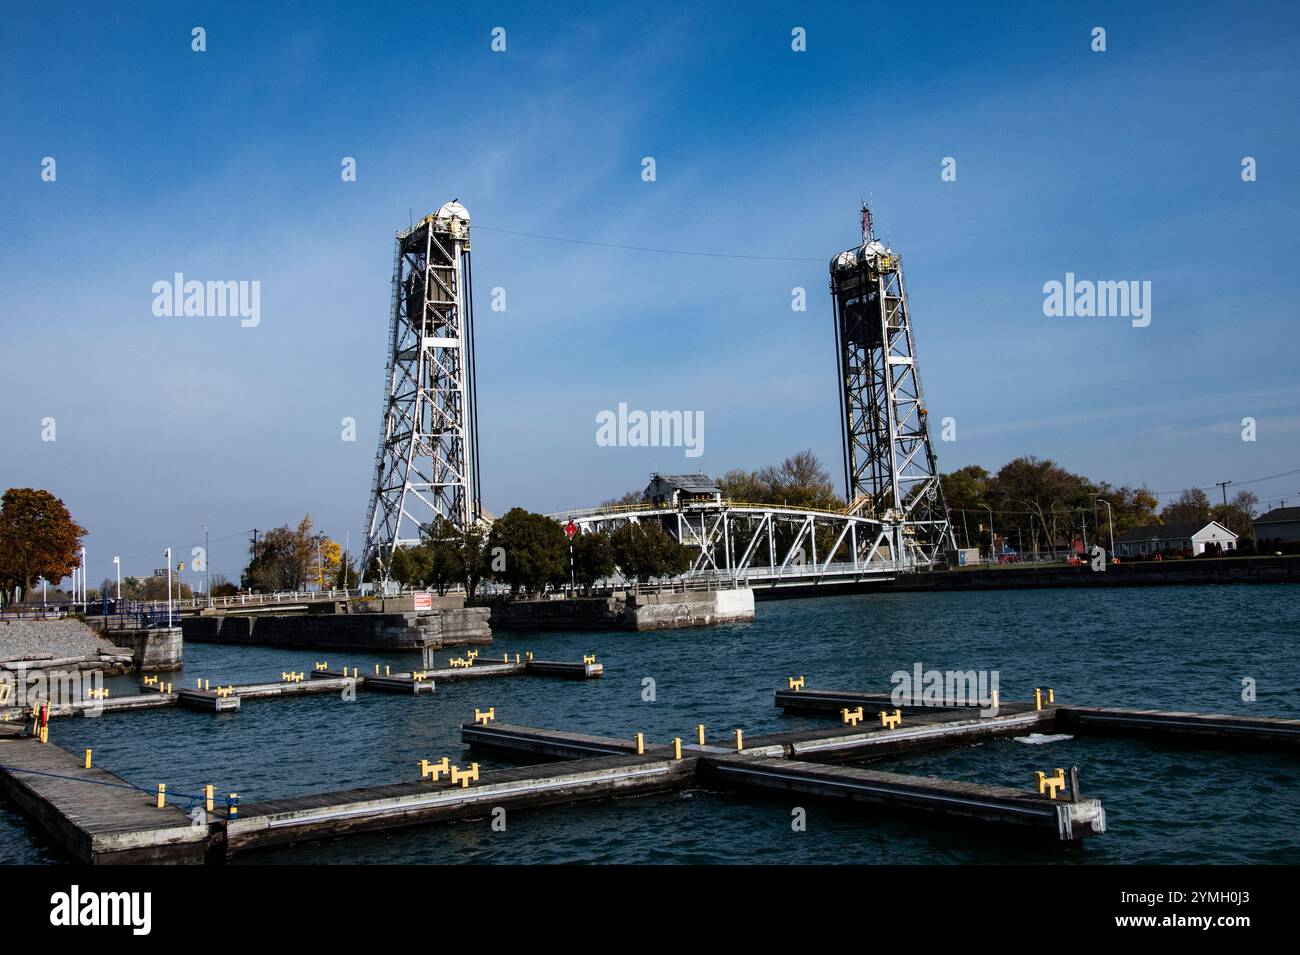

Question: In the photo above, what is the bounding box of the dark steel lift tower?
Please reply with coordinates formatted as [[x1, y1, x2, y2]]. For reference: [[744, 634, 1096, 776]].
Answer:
[[830, 203, 954, 565]]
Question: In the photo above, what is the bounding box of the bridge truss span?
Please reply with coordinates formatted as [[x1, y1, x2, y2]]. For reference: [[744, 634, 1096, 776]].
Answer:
[[559, 502, 913, 589]]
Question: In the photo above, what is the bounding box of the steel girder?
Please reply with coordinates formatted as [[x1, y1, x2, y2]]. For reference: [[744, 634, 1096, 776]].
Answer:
[[564, 503, 901, 586]]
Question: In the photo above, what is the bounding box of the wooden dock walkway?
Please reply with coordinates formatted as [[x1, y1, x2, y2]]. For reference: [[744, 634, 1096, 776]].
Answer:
[[225, 751, 689, 855], [462, 722, 639, 760], [701, 757, 1106, 841], [776, 685, 1300, 752], [0, 738, 209, 863], [311, 656, 600, 690], [1055, 705, 1300, 750], [16, 680, 1295, 863]]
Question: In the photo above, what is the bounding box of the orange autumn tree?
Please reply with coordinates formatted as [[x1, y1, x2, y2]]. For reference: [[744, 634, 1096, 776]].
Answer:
[[0, 488, 86, 605]]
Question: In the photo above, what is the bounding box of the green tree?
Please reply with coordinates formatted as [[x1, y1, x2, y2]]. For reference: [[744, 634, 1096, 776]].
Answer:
[[485, 508, 568, 594], [388, 544, 432, 588], [1212, 490, 1258, 540], [1091, 484, 1160, 551], [1161, 488, 1212, 525], [987, 456, 1097, 553], [421, 518, 461, 595], [241, 518, 356, 591], [718, 451, 841, 510], [572, 531, 615, 591], [610, 522, 693, 582], [0, 488, 86, 605], [331, 551, 359, 589], [717, 467, 769, 503], [939, 465, 991, 514], [456, 524, 491, 598]]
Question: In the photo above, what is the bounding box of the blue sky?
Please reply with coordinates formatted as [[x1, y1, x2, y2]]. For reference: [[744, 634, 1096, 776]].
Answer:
[[2, 1, 1298, 585]]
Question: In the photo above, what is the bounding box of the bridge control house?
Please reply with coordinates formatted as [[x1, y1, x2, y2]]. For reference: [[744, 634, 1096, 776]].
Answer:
[[644, 474, 723, 508], [1113, 520, 1239, 559]]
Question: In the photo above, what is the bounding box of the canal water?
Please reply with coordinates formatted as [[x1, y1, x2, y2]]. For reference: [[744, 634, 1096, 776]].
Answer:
[[2, 584, 1297, 864]]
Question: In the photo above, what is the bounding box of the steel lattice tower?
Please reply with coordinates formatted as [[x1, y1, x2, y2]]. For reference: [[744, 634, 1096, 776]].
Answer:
[[363, 201, 481, 576], [830, 203, 953, 565]]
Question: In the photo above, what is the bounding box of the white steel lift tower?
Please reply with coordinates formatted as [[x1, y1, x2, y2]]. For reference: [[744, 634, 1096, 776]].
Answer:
[[363, 201, 482, 577]]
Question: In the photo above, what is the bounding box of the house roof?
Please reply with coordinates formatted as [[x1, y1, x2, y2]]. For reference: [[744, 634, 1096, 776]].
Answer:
[[1254, 506, 1300, 524], [1113, 521, 1236, 544], [647, 473, 720, 494]]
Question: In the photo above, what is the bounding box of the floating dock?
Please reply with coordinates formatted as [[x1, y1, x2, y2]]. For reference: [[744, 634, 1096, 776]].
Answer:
[[14, 684, 1294, 863], [701, 758, 1105, 841], [0, 738, 209, 864], [1054, 705, 1300, 750], [225, 751, 688, 855], [311, 656, 600, 688], [776, 686, 1300, 753], [462, 720, 1105, 842]]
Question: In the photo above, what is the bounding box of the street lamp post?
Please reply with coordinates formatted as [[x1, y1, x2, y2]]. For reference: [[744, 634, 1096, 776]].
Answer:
[[113, 556, 121, 606], [1096, 499, 1115, 561], [203, 522, 212, 608], [979, 503, 994, 561], [79, 547, 86, 612], [165, 548, 173, 627]]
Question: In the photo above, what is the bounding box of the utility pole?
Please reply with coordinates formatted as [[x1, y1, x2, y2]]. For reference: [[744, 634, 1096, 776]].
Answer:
[[1215, 480, 1232, 507]]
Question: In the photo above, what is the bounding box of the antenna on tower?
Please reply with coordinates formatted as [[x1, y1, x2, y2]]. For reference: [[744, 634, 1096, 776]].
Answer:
[[860, 199, 874, 242]]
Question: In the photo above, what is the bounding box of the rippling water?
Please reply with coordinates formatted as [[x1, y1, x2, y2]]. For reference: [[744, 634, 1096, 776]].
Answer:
[[2, 585, 1297, 864]]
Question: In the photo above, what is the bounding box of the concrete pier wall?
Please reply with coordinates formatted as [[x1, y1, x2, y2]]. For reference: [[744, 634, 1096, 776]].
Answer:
[[625, 588, 755, 630], [105, 627, 183, 672], [182, 608, 491, 651], [881, 554, 1300, 592], [486, 597, 624, 631], [486, 588, 756, 631]]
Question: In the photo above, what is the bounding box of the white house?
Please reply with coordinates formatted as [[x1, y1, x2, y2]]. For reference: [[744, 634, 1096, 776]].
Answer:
[[1113, 520, 1238, 558]]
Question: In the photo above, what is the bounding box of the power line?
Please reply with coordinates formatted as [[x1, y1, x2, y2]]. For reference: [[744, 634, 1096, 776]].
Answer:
[[79, 529, 256, 571], [1150, 467, 1300, 497]]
